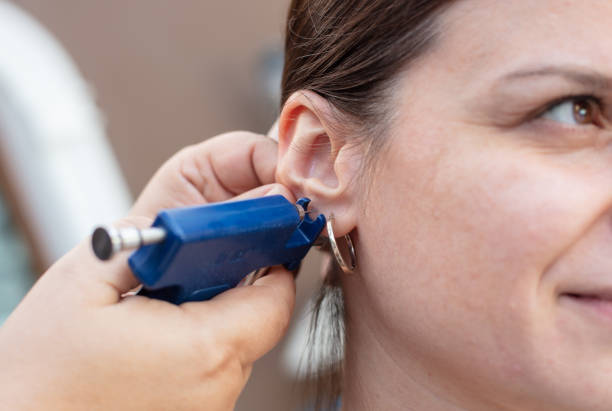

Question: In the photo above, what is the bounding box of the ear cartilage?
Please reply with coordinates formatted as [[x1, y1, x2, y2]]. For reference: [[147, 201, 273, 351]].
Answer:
[[91, 196, 326, 304]]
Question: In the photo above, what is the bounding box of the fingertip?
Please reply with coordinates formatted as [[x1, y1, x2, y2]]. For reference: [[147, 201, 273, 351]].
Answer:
[[230, 183, 296, 204], [263, 184, 297, 204]]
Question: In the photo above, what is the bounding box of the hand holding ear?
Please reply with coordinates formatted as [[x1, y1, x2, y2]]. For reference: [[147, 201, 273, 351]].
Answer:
[[0, 132, 296, 411]]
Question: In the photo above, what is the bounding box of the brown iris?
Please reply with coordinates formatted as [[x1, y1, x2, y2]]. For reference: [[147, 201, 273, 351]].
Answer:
[[573, 99, 597, 125]]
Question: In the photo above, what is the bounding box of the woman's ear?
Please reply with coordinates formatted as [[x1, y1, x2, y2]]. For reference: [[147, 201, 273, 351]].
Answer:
[[276, 91, 361, 237]]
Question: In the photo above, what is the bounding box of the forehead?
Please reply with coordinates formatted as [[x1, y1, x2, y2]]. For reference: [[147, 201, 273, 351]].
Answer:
[[432, 0, 612, 85]]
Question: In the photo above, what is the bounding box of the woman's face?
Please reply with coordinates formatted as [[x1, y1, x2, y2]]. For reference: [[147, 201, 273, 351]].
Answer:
[[353, 1, 612, 409]]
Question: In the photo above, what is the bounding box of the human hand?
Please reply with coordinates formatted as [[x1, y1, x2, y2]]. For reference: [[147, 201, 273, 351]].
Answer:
[[0, 132, 295, 411]]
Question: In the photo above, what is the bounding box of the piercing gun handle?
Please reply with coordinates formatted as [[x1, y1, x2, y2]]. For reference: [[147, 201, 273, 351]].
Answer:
[[91, 195, 325, 304]]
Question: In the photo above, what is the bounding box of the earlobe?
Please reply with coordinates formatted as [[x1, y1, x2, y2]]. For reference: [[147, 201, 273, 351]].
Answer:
[[276, 91, 361, 237]]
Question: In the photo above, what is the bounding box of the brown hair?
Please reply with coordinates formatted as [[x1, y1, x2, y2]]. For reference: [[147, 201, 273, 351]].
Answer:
[[281, 1, 454, 409]]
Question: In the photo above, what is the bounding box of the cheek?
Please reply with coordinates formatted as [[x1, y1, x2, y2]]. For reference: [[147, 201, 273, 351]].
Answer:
[[357, 129, 612, 383]]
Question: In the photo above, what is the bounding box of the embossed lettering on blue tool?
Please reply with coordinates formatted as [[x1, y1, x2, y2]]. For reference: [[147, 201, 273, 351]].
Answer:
[[127, 196, 325, 304]]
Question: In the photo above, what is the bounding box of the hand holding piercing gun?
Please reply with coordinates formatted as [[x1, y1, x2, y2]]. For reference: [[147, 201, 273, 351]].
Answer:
[[91, 196, 327, 304]]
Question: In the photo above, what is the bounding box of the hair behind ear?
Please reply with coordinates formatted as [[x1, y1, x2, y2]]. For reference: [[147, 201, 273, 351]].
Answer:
[[303, 244, 346, 411]]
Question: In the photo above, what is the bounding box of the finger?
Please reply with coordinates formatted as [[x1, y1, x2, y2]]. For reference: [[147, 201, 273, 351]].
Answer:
[[230, 183, 296, 203], [195, 132, 279, 200], [182, 266, 296, 365], [130, 132, 278, 217], [41, 216, 150, 306]]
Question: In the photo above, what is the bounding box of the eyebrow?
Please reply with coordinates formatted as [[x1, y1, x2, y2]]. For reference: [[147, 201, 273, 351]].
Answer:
[[499, 66, 612, 91]]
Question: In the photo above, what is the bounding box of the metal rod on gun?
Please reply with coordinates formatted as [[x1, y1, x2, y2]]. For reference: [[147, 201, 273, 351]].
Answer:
[[92, 226, 167, 261]]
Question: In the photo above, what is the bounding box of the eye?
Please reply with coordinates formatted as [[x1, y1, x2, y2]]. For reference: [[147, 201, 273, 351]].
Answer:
[[541, 97, 602, 126]]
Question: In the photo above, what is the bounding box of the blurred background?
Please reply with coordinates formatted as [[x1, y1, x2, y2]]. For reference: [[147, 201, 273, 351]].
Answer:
[[0, 0, 324, 409]]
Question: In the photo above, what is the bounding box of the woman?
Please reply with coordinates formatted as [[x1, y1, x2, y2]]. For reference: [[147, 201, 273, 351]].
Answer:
[[276, 0, 612, 410], [3, 0, 612, 410]]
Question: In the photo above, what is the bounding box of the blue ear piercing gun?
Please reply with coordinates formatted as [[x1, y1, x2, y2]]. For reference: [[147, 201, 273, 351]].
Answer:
[[91, 196, 326, 304]]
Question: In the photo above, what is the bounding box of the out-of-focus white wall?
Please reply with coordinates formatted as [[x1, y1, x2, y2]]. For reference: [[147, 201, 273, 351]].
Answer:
[[11, 0, 290, 195], [0, 0, 132, 265]]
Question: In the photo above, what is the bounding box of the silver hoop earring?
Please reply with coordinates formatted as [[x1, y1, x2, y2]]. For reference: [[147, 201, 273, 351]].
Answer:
[[327, 214, 357, 274]]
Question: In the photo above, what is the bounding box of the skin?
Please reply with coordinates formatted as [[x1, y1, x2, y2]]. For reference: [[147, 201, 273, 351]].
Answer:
[[0, 132, 297, 410], [3, 1, 612, 409], [277, 0, 612, 410]]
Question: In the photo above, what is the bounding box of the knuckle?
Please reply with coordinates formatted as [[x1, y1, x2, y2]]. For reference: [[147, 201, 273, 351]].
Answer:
[[178, 154, 209, 189]]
